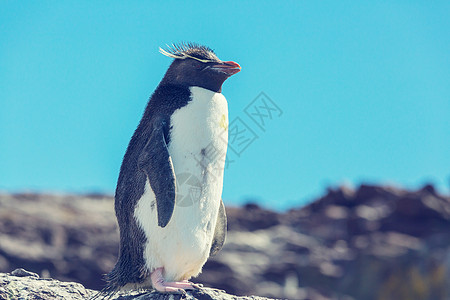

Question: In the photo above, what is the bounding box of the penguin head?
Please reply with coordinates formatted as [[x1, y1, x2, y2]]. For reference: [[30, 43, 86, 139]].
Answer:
[[159, 43, 241, 93]]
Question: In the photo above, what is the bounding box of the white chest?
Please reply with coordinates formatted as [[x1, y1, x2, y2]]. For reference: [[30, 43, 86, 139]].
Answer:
[[134, 86, 229, 281], [168, 86, 229, 190]]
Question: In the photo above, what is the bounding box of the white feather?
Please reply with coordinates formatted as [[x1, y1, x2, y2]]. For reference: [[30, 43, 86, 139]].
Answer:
[[134, 86, 228, 281]]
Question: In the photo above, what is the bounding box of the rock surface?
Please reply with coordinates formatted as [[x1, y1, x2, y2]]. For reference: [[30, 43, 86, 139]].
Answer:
[[0, 269, 274, 300], [0, 269, 94, 300], [0, 184, 449, 299]]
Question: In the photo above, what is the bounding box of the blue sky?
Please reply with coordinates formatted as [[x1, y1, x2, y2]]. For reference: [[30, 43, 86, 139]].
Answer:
[[1, 1, 449, 210]]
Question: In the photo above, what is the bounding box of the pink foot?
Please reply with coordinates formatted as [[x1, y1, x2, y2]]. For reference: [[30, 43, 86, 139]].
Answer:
[[183, 280, 203, 288], [150, 268, 201, 293]]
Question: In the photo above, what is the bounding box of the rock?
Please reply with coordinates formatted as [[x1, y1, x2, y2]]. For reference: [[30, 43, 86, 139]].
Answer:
[[0, 270, 94, 300], [0, 193, 117, 290], [0, 270, 276, 300], [226, 204, 281, 232], [11, 268, 39, 278], [113, 288, 276, 300], [1, 184, 449, 300]]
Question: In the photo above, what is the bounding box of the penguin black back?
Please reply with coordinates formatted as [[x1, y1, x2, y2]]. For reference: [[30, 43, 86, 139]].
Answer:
[[101, 85, 192, 296]]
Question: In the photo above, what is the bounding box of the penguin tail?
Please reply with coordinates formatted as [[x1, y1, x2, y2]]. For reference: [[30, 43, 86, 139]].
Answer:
[[89, 270, 121, 300]]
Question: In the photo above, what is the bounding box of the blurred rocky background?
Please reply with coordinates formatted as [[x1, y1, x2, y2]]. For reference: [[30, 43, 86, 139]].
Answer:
[[0, 184, 449, 300]]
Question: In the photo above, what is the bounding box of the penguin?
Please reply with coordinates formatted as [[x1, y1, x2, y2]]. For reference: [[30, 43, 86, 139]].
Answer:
[[100, 43, 241, 297]]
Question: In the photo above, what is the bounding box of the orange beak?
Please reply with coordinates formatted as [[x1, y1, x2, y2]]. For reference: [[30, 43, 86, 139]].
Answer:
[[211, 61, 241, 76]]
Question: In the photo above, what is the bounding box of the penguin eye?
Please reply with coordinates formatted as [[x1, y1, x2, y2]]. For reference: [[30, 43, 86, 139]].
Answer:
[[200, 62, 216, 72], [191, 60, 204, 70], [191, 59, 213, 70]]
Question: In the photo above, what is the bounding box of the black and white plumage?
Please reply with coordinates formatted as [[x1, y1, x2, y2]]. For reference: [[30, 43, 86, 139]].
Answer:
[[98, 43, 240, 297]]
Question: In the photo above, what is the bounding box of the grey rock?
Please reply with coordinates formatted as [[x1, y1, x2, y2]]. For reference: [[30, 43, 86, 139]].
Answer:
[[1, 184, 449, 300], [11, 268, 39, 278], [0, 271, 276, 300], [0, 271, 94, 300], [113, 288, 277, 300]]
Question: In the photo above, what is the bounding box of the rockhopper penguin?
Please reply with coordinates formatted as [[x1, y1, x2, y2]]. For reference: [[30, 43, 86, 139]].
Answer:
[[101, 43, 241, 296]]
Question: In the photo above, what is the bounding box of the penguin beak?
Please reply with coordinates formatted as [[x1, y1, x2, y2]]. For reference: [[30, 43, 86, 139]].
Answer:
[[211, 61, 241, 76]]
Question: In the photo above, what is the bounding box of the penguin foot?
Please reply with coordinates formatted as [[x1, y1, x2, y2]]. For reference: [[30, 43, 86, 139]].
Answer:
[[183, 280, 203, 288], [151, 268, 200, 293]]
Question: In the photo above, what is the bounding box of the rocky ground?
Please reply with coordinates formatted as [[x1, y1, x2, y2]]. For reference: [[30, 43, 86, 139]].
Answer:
[[0, 268, 274, 300], [0, 184, 449, 300]]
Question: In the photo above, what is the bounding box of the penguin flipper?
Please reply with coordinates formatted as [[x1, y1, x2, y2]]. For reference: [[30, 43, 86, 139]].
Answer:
[[210, 199, 227, 256], [138, 119, 176, 228]]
